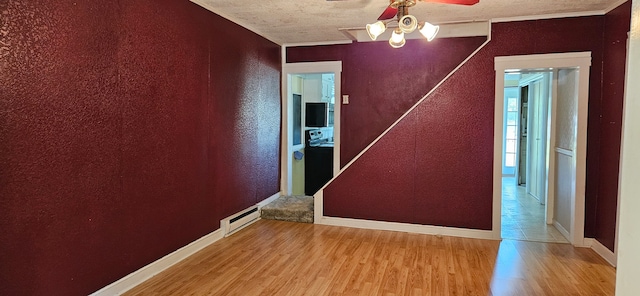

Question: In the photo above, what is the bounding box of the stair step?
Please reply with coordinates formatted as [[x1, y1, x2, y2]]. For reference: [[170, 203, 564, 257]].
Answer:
[[261, 195, 314, 223]]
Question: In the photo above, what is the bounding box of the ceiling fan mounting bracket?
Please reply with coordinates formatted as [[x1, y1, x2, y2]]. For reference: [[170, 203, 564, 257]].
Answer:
[[389, 0, 416, 9]]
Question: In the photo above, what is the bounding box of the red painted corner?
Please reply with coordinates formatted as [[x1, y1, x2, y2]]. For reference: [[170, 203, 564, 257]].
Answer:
[[0, 1, 280, 294]]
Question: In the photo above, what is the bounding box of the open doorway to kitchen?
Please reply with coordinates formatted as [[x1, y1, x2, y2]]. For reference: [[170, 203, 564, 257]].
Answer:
[[281, 62, 342, 197]]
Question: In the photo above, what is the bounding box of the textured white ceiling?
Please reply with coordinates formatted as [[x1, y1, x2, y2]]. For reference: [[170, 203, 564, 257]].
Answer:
[[192, 0, 625, 44]]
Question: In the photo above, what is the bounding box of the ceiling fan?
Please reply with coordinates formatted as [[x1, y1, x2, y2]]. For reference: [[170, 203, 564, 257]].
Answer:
[[366, 0, 479, 48]]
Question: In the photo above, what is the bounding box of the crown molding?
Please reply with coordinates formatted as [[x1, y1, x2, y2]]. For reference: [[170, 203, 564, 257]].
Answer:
[[491, 10, 606, 23], [190, 0, 282, 45], [283, 40, 353, 48], [604, 0, 629, 13]]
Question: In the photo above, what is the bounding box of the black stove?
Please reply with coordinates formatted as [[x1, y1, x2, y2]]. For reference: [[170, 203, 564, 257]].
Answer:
[[306, 129, 332, 147]]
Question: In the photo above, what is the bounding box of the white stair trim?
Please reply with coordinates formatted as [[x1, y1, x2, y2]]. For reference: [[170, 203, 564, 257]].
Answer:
[[312, 25, 494, 237], [258, 192, 281, 208], [314, 24, 493, 195], [318, 216, 495, 240]]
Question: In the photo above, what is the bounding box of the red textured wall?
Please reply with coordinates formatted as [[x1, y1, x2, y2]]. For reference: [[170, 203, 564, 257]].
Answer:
[[292, 15, 621, 231], [322, 38, 495, 228], [0, 1, 280, 295], [595, 1, 632, 251], [287, 37, 488, 166]]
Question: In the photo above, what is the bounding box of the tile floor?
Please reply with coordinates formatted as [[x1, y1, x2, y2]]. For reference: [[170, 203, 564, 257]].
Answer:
[[501, 177, 569, 243]]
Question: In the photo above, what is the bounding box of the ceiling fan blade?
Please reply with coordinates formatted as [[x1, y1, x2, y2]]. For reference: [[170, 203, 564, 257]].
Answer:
[[377, 5, 398, 20], [420, 0, 479, 5]]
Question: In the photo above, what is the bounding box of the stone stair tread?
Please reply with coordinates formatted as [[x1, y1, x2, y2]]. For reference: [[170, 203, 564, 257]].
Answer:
[[261, 195, 314, 223]]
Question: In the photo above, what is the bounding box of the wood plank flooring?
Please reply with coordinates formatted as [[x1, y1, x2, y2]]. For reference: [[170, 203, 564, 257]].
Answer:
[[125, 220, 616, 295]]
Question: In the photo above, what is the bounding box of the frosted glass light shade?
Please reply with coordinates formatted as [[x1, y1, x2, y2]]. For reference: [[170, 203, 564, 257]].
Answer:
[[366, 21, 386, 40], [389, 29, 406, 48], [419, 22, 440, 41]]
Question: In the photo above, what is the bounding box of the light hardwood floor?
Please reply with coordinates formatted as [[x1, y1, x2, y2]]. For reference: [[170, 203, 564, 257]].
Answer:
[[126, 220, 615, 295]]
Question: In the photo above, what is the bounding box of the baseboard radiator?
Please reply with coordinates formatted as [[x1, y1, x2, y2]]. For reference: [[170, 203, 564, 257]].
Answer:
[[221, 206, 260, 236]]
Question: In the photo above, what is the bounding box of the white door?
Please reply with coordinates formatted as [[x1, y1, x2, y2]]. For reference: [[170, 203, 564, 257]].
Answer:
[[526, 74, 550, 204]]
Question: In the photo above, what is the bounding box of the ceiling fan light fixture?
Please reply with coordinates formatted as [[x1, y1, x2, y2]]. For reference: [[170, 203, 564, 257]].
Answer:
[[419, 21, 440, 41], [389, 29, 406, 48], [366, 21, 387, 40], [399, 15, 418, 33]]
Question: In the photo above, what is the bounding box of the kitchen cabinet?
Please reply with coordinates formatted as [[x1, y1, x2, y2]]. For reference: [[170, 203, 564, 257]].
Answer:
[[304, 146, 333, 196]]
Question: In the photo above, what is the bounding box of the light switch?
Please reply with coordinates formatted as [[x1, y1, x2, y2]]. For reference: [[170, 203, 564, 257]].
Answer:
[[342, 95, 349, 104]]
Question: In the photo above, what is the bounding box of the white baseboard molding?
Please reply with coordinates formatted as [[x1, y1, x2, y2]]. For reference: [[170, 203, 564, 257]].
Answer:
[[318, 216, 496, 240], [257, 192, 281, 208], [313, 191, 323, 224], [553, 220, 571, 242], [584, 238, 617, 267], [91, 192, 280, 296], [90, 228, 224, 296]]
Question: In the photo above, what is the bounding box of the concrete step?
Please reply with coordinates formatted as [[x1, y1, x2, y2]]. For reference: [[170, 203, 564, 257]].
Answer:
[[260, 195, 314, 223]]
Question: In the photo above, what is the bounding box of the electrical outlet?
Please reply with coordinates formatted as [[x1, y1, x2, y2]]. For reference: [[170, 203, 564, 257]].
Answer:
[[342, 95, 349, 104]]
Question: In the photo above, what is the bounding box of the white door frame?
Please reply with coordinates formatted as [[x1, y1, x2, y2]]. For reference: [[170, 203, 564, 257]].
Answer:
[[280, 61, 342, 195], [493, 52, 591, 246]]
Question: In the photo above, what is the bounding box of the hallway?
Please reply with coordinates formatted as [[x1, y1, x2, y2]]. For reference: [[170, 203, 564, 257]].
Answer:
[[501, 177, 569, 243]]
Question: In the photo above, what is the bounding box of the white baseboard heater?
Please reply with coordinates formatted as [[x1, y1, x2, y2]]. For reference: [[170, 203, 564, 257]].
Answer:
[[221, 205, 260, 236]]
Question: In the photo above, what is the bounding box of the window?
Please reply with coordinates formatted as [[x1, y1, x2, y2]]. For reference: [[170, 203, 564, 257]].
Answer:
[[505, 97, 518, 167], [293, 94, 302, 145]]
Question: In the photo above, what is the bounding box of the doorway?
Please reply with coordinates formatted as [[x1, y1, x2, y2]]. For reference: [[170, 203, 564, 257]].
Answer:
[[281, 62, 342, 197], [493, 52, 591, 246], [500, 71, 567, 243]]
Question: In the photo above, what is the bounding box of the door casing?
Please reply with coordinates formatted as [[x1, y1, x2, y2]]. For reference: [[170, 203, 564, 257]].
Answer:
[[494, 52, 591, 246], [281, 61, 342, 196]]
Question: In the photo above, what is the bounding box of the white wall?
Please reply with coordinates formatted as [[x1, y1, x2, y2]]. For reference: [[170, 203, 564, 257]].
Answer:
[[292, 148, 305, 195], [553, 69, 579, 235], [615, 1, 640, 295], [292, 75, 303, 95], [555, 69, 578, 151], [554, 153, 572, 233]]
